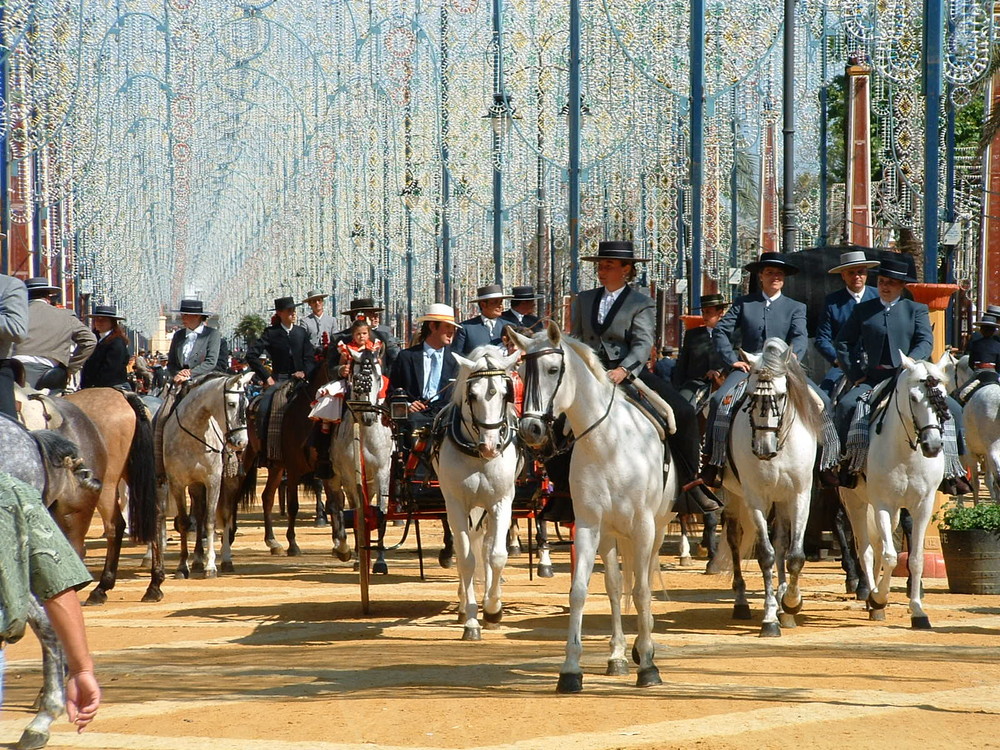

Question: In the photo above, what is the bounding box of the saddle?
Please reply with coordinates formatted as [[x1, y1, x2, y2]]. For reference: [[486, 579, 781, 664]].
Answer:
[[956, 371, 999, 405], [620, 380, 675, 444]]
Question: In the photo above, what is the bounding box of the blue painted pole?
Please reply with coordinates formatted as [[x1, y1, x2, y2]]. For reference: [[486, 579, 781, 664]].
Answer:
[[689, 0, 704, 310], [568, 0, 581, 293], [440, 2, 452, 306], [781, 0, 798, 256], [923, 0, 943, 281], [818, 11, 829, 247], [944, 82, 956, 283], [0, 6, 8, 275], [492, 0, 504, 287]]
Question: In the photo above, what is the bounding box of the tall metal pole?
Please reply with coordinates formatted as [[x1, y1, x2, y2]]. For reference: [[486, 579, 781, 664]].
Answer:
[[781, 0, 798, 255], [923, 0, 943, 281], [568, 0, 581, 293], [818, 9, 829, 247], [491, 0, 504, 287], [0, 11, 8, 275], [944, 82, 956, 283], [440, 2, 452, 306], [729, 87, 739, 271], [690, 0, 705, 308]]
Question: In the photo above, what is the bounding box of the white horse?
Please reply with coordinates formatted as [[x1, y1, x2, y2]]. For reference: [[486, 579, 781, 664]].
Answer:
[[513, 323, 678, 692], [962, 379, 1000, 503], [722, 338, 821, 636], [838, 354, 948, 628], [434, 345, 522, 640], [156, 371, 254, 580], [330, 346, 393, 570]]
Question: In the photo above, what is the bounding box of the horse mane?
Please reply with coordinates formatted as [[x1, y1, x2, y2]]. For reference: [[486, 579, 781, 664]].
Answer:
[[560, 335, 614, 392], [902, 359, 952, 424], [754, 339, 824, 437], [449, 345, 506, 406]]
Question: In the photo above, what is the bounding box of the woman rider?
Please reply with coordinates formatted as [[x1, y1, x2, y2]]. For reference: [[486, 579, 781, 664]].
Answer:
[[79, 304, 130, 390]]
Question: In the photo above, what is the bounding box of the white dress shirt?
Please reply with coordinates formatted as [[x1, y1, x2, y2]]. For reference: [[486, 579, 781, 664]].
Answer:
[[598, 286, 625, 324], [181, 323, 205, 365]]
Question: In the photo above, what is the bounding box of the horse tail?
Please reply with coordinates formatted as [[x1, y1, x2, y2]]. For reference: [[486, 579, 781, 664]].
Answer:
[[238, 445, 259, 512], [122, 391, 158, 544]]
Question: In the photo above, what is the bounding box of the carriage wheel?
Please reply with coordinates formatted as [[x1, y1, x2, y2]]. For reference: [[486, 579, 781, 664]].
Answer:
[[353, 423, 371, 615]]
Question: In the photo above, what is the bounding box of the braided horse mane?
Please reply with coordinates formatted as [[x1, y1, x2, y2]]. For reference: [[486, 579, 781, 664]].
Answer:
[[752, 338, 824, 438]]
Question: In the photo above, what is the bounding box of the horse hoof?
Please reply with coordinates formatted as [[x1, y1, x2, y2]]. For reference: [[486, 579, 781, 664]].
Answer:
[[372, 560, 388, 575], [759, 621, 782, 637], [636, 665, 662, 688], [438, 550, 454, 568], [334, 548, 353, 562], [507, 544, 521, 558], [856, 585, 871, 602], [679, 555, 694, 567], [846, 577, 859, 594], [556, 672, 583, 694], [269, 546, 283, 556], [220, 561, 235, 574], [141, 587, 164, 603], [732, 603, 752, 620], [85, 588, 108, 606], [286, 545, 302, 557], [866, 594, 887, 611], [781, 599, 803, 616], [869, 608, 886, 622], [778, 612, 797, 629], [537, 564, 554, 578], [173, 570, 188, 580], [16, 728, 49, 750], [911, 615, 932, 630], [483, 608, 503, 624], [606, 658, 629, 676], [204, 568, 218, 579], [461, 626, 482, 641]]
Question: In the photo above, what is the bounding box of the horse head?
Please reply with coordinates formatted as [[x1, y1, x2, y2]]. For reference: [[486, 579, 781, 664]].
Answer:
[[453, 346, 519, 459], [899, 353, 950, 458], [222, 371, 255, 452], [743, 338, 794, 460], [347, 346, 383, 426], [510, 321, 565, 449]]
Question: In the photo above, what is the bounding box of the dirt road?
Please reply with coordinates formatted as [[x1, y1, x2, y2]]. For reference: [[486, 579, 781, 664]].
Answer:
[[3, 512, 999, 750]]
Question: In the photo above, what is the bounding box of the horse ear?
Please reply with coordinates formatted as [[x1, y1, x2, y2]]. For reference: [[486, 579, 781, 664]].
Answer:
[[546, 319, 561, 346], [742, 349, 759, 367], [452, 352, 474, 370], [238, 370, 255, 388], [508, 328, 532, 352], [500, 349, 521, 372], [899, 351, 916, 369]]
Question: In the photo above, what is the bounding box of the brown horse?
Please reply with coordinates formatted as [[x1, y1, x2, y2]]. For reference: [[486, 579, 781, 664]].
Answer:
[[239, 356, 352, 560], [63, 387, 160, 602]]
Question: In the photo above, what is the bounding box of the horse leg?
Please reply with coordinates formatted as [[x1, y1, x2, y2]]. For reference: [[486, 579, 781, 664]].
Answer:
[[600, 537, 628, 677], [840, 487, 878, 609], [262, 468, 284, 554], [702, 509, 719, 568], [771, 510, 793, 627], [906, 502, 933, 629], [727, 509, 751, 620], [535, 518, 553, 578], [868, 506, 897, 620], [628, 528, 662, 687], [86, 505, 127, 606], [172, 484, 191, 579], [557, 524, 599, 693], [750, 505, 780, 637], [439, 515, 455, 568], [678, 514, 693, 566], [780, 492, 809, 626], [202, 476, 221, 578], [19, 599, 65, 750], [446, 501, 479, 640], [483, 500, 513, 627], [141, 484, 167, 602], [286, 479, 301, 556], [507, 518, 522, 557], [190, 486, 207, 577], [326, 486, 352, 561], [835, 503, 867, 599]]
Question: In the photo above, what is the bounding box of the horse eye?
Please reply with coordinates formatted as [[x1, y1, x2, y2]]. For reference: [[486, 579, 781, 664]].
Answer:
[[547, 366, 559, 375]]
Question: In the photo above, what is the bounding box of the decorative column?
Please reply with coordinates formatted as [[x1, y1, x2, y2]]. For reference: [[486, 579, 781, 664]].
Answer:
[[759, 115, 779, 253], [978, 70, 1000, 306], [845, 58, 873, 247]]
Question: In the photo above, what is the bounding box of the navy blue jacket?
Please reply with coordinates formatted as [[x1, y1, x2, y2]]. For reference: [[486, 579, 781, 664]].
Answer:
[[834, 297, 933, 382], [388, 343, 459, 409], [452, 316, 503, 355], [714, 292, 808, 366], [499, 309, 542, 333], [80, 333, 129, 389], [815, 286, 879, 365], [969, 334, 1000, 371], [246, 324, 316, 380]]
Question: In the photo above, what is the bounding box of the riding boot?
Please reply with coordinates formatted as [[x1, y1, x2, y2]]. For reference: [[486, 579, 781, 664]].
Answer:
[[313, 425, 334, 480], [700, 461, 723, 489]]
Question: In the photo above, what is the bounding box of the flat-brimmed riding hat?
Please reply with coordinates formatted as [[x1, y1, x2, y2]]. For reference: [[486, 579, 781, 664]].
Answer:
[[828, 249, 878, 274], [86, 304, 126, 321], [469, 284, 513, 303], [744, 252, 800, 275], [301, 289, 328, 304], [580, 239, 649, 263], [984, 305, 1000, 317], [510, 285, 543, 301], [340, 297, 383, 316], [172, 299, 212, 317], [698, 293, 728, 310], [875, 258, 916, 283], [415, 303, 462, 328], [974, 314, 998, 328], [24, 277, 60, 297], [273, 296, 297, 312]]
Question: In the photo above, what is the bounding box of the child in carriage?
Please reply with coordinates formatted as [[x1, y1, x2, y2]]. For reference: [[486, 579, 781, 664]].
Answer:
[[309, 318, 388, 478]]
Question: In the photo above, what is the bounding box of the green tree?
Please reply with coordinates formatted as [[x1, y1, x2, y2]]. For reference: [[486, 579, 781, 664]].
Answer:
[[234, 313, 266, 347]]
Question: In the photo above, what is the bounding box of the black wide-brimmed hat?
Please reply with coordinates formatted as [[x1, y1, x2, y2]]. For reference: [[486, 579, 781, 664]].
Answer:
[[744, 252, 799, 275], [340, 297, 383, 316], [510, 285, 543, 301], [301, 289, 328, 303], [86, 304, 126, 320], [974, 314, 998, 328], [875, 258, 917, 283], [984, 305, 1000, 317], [469, 284, 513, 303], [274, 296, 297, 312], [25, 277, 59, 297], [580, 239, 648, 263], [172, 299, 212, 317], [699, 293, 728, 309]]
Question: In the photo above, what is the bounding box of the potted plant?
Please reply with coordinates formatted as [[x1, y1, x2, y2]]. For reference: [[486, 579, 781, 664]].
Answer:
[[938, 500, 1000, 594]]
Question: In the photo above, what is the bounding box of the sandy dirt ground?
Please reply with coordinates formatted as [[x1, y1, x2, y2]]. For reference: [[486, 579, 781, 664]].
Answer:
[[2, 506, 1000, 750]]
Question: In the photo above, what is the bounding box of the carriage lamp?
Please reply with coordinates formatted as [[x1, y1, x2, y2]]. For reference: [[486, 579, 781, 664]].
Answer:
[[389, 389, 411, 422]]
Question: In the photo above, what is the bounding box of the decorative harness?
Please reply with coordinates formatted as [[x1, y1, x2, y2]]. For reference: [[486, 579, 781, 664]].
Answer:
[[344, 350, 387, 420], [886, 374, 949, 451], [444, 358, 517, 458], [521, 345, 615, 455], [171, 378, 248, 455], [742, 369, 791, 455]]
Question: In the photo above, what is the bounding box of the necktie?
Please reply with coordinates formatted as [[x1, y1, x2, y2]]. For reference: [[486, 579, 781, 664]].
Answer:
[[485, 318, 495, 338], [599, 293, 613, 324], [424, 350, 441, 401]]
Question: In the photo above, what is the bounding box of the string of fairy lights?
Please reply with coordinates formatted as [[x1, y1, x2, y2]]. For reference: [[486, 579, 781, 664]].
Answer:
[[0, 0, 997, 337]]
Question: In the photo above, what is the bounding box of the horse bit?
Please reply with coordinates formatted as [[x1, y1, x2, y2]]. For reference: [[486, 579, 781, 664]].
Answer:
[[893, 375, 949, 451]]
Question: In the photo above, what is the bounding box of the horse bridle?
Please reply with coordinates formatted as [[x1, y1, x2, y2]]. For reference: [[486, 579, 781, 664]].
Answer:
[[463, 360, 514, 432], [172, 382, 248, 454], [743, 372, 790, 453], [894, 375, 950, 451], [522, 345, 615, 447], [345, 352, 385, 417]]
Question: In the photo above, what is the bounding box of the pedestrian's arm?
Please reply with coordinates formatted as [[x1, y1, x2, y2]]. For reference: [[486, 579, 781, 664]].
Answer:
[[43, 588, 100, 731]]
